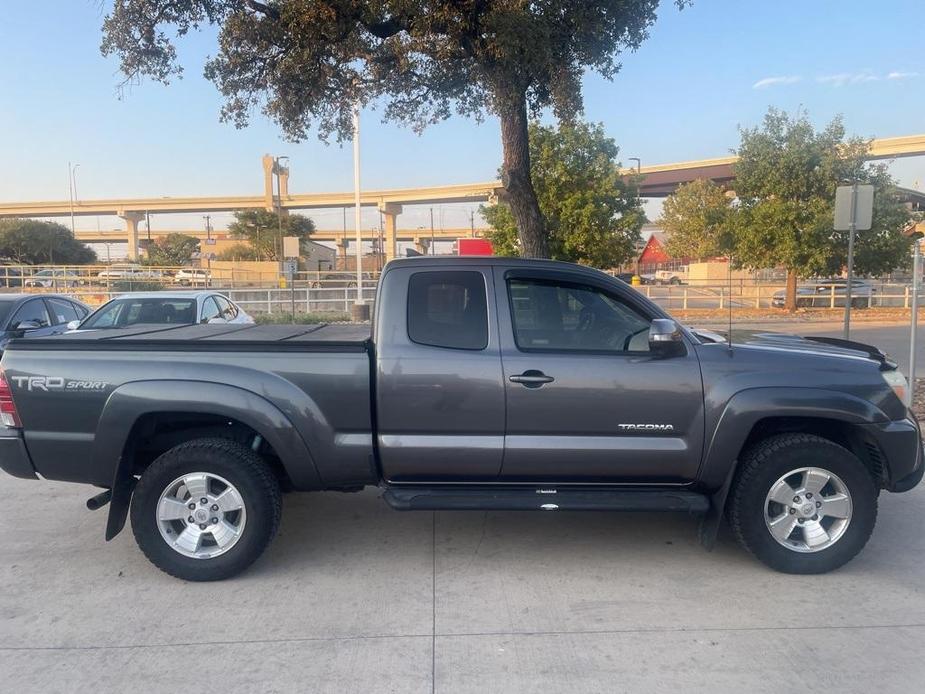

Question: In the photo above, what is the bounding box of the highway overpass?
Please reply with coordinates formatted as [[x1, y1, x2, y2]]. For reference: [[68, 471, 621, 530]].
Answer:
[[2, 135, 923, 260]]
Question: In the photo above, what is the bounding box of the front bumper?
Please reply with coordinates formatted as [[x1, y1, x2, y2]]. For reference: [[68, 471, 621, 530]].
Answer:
[[865, 417, 924, 493], [0, 434, 37, 480]]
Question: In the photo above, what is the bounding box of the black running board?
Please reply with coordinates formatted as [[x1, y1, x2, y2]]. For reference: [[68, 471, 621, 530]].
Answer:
[[382, 486, 709, 514]]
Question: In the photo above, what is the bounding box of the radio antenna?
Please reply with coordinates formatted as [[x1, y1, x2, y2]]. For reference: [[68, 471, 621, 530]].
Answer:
[[727, 255, 734, 353]]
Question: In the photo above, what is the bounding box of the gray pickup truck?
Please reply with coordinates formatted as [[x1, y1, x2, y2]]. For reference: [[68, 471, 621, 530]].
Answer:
[[0, 257, 922, 581]]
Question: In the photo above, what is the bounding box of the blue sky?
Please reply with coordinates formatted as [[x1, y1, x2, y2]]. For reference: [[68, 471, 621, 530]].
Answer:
[[1, 0, 922, 232]]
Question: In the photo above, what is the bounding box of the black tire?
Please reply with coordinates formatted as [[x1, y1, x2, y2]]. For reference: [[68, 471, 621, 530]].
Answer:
[[130, 438, 282, 581], [727, 433, 877, 574]]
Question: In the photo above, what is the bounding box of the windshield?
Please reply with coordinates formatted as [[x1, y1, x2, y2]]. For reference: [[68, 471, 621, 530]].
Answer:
[[81, 298, 197, 329]]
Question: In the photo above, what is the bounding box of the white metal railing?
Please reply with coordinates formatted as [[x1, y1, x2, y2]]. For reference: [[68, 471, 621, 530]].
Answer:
[[6, 271, 924, 315]]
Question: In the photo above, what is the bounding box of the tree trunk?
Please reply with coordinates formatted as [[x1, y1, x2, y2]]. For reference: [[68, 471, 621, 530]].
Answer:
[[785, 268, 798, 312], [497, 92, 548, 258]]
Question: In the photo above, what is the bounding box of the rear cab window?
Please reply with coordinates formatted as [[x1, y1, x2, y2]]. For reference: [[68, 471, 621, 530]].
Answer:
[[407, 271, 489, 350]]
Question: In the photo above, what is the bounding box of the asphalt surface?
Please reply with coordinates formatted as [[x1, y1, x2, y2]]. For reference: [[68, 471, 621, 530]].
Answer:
[[1, 320, 924, 693]]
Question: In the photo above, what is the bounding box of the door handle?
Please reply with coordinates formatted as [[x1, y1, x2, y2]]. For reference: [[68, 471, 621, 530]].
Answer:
[[509, 370, 555, 387]]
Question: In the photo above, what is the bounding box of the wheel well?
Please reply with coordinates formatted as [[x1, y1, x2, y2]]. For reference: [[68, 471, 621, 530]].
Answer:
[[122, 412, 293, 489], [741, 416, 886, 487]]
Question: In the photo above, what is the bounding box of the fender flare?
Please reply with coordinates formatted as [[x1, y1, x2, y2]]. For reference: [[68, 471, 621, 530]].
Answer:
[[98, 380, 322, 540], [698, 387, 887, 549]]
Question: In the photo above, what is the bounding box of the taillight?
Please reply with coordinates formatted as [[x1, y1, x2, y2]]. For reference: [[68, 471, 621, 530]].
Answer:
[[0, 369, 22, 428]]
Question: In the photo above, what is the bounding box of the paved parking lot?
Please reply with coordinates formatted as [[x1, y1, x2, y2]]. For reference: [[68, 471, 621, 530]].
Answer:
[[1, 475, 923, 693]]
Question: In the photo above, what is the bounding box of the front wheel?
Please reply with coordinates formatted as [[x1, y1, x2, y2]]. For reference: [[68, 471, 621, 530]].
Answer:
[[727, 433, 877, 574], [130, 438, 282, 581]]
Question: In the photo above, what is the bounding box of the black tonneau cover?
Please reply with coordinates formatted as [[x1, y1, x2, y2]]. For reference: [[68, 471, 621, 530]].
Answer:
[[8, 323, 371, 352]]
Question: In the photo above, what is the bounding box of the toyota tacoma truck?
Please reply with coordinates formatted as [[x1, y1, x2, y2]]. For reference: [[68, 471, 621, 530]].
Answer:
[[0, 257, 921, 581]]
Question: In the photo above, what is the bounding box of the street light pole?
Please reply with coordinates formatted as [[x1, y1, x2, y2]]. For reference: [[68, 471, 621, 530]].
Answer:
[[352, 105, 365, 311], [274, 156, 289, 266], [909, 236, 922, 406], [67, 162, 80, 235]]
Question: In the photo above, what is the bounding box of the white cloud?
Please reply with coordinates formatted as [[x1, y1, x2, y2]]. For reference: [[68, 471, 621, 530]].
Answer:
[[887, 71, 919, 81], [817, 71, 879, 87], [752, 75, 802, 89]]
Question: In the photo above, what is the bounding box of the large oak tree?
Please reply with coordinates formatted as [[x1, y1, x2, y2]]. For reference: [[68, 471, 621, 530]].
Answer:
[[484, 121, 643, 268], [101, 0, 681, 258]]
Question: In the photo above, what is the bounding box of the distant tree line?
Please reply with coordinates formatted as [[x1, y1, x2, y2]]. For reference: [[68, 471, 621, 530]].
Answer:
[[0, 219, 95, 264]]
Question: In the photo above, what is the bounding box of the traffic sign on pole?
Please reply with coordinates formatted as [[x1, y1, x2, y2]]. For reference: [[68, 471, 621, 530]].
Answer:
[[835, 184, 875, 339]]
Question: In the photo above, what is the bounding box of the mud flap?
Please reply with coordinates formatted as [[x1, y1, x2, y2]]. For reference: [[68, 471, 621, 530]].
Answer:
[[698, 460, 738, 550], [105, 460, 137, 541]]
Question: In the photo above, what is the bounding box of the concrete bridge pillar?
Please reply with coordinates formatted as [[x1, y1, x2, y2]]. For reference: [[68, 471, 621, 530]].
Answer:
[[413, 236, 431, 256], [262, 154, 275, 211], [378, 203, 402, 262], [263, 154, 290, 212], [119, 211, 145, 260]]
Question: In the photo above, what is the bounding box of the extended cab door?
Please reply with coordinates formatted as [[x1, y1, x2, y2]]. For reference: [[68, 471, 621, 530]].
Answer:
[[494, 267, 705, 483], [375, 265, 505, 482]]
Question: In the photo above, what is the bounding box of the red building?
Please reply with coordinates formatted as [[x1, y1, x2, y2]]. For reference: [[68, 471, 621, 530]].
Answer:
[[637, 232, 689, 274]]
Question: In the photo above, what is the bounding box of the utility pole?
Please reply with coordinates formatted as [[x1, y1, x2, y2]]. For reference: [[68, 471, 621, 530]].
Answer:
[[146, 211, 152, 243], [470, 210, 475, 236], [67, 162, 80, 236], [430, 207, 435, 255]]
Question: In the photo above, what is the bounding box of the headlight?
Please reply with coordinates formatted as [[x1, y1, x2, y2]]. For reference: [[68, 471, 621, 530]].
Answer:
[[882, 370, 909, 405]]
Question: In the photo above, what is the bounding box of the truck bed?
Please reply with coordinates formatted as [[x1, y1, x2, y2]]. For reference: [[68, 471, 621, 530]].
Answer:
[[3, 322, 375, 489], [11, 323, 372, 351]]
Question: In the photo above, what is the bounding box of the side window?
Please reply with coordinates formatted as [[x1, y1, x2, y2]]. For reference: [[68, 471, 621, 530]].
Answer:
[[508, 278, 651, 353], [46, 298, 79, 325], [73, 303, 89, 319], [215, 296, 237, 320], [200, 297, 222, 323], [9, 299, 51, 329], [407, 271, 488, 350]]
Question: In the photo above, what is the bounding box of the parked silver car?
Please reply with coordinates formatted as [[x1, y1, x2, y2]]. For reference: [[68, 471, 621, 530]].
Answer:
[[772, 279, 875, 308]]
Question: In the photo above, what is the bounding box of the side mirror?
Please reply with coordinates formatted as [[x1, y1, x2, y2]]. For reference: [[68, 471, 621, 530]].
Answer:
[[648, 319, 685, 358], [13, 320, 41, 332], [66, 320, 81, 331]]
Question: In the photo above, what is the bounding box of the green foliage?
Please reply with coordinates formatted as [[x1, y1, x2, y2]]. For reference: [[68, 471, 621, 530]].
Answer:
[[661, 179, 734, 260], [483, 121, 644, 268], [227, 210, 315, 261], [101, 1, 684, 259], [732, 108, 912, 282], [216, 243, 261, 261], [0, 219, 95, 264], [143, 233, 200, 266], [110, 280, 167, 292], [254, 312, 350, 325]]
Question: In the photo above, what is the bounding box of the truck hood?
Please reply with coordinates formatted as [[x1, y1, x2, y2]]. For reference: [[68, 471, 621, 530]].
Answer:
[[691, 328, 897, 371]]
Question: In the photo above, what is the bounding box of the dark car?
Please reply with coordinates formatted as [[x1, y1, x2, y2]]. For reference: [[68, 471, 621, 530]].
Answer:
[[0, 294, 91, 354], [0, 265, 24, 288]]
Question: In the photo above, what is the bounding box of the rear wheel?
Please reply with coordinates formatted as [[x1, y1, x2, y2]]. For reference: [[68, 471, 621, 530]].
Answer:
[[130, 438, 282, 581], [728, 433, 877, 574]]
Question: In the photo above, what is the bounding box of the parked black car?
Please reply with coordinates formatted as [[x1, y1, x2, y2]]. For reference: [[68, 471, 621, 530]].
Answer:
[[0, 294, 91, 354]]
